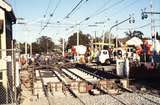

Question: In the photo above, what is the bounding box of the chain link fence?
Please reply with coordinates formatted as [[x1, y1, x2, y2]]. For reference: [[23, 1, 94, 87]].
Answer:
[[0, 48, 21, 105], [0, 80, 15, 104]]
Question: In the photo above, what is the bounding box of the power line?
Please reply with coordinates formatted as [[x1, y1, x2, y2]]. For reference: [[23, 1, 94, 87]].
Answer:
[[64, 0, 88, 19], [88, 0, 112, 18], [58, 0, 111, 33], [43, 0, 52, 18], [39, 0, 62, 35], [134, 23, 151, 29], [117, 23, 151, 30], [89, 0, 125, 19], [110, 0, 138, 17], [67, 0, 125, 30], [68, 0, 88, 18], [82, 0, 125, 23]]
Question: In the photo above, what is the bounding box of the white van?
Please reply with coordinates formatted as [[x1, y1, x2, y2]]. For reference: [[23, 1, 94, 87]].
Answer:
[[97, 50, 111, 65]]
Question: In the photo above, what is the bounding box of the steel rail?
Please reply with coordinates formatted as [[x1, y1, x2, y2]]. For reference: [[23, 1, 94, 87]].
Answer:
[[76, 64, 160, 105], [51, 68, 86, 105], [37, 68, 52, 105]]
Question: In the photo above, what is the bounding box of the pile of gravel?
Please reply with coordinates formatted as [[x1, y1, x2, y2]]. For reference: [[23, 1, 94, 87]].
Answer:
[[25, 92, 160, 105]]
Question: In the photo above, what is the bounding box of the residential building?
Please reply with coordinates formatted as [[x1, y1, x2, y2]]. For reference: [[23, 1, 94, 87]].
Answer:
[[0, 0, 16, 104]]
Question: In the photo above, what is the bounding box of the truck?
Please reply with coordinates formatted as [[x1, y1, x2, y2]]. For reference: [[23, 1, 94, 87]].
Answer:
[[97, 50, 111, 65]]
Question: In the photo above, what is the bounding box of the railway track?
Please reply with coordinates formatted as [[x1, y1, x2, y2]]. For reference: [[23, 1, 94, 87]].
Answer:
[[60, 67, 132, 105], [51, 69, 86, 105], [35, 68, 52, 105], [34, 64, 86, 105], [32, 62, 160, 105], [74, 64, 160, 105]]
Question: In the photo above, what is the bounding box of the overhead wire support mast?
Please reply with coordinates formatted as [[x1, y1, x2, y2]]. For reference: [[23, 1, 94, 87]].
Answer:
[[109, 17, 131, 32], [108, 16, 133, 48]]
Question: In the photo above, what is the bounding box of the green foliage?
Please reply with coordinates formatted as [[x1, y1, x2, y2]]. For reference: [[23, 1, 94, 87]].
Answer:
[[67, 31, 91, 49], [125, 30, 144, 39], [156, 32, 160, 40], [19, 43, 25, 54], [37, 36, 55, 53], [32, 42, 41, 54], [19, 36, 55, 54], [93, 37, 102, 43]]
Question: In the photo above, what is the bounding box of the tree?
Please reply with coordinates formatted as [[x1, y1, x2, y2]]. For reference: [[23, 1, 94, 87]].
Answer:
[[124, 30, 132, 38], [132, 31, 144, 39], [59, 38, 63, 45], [67, 31, 91, 49], [31, 42, 41, 54], [19, 43, 30, 54], [93, 37, 102, 43], [125, 30, 144, 39], [156, 32, 160, 40], [37, 36, 55, 53], [58, 38, 67, 51]]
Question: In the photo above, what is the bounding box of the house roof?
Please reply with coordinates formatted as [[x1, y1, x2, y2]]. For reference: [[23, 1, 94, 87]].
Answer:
[[126, 37, 143, 47], [0, 0, 16, 23], [118, 37, 130, 44]]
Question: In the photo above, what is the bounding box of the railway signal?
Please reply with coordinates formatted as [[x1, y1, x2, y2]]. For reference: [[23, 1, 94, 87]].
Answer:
[[141, 8, 160, 20], [141, 9, 148, 20]]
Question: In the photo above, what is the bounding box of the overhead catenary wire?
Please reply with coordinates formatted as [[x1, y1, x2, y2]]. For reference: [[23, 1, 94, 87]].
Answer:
[[39, 0, 62, 35], [81, 0, 138, 30], [64, 0, 88, 19], [68, 0, 89, 18], [88, 0, 125, 20], [43, 0, 52, 18], [109, 0, 138, 17], [67, 0, 125, 30], [58, 0, 109, 32], [134, 23, 151, 30], [38, 0, 53, 30], [117, 23, 151, 30], [55, 0, 123, 36], [92, 0, 112, 15]]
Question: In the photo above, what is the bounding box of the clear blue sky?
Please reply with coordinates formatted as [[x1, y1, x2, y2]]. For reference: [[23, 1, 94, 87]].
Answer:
[[7, 0, 160, 44]]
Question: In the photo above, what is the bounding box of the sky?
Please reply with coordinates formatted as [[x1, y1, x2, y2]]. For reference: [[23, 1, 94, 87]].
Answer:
[[6, 0, 160, 44]]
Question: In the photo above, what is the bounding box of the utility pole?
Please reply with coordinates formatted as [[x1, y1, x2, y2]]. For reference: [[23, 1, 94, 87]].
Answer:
[[30, 43, 32, 57], [77, 24, 80, 46], [115, 20, 118, 48], [102, 21, 106, 49], [25, 42, 27, 57], [24, 24, 29, 59], [94, 31, 96, 43], [46, 40, 48, 54], [150, 0, 154, 61], [150, 0, 156, 56], [11, 40, 16, 103], [141, 1, 160, 60], [62, 38, 65, 57]]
